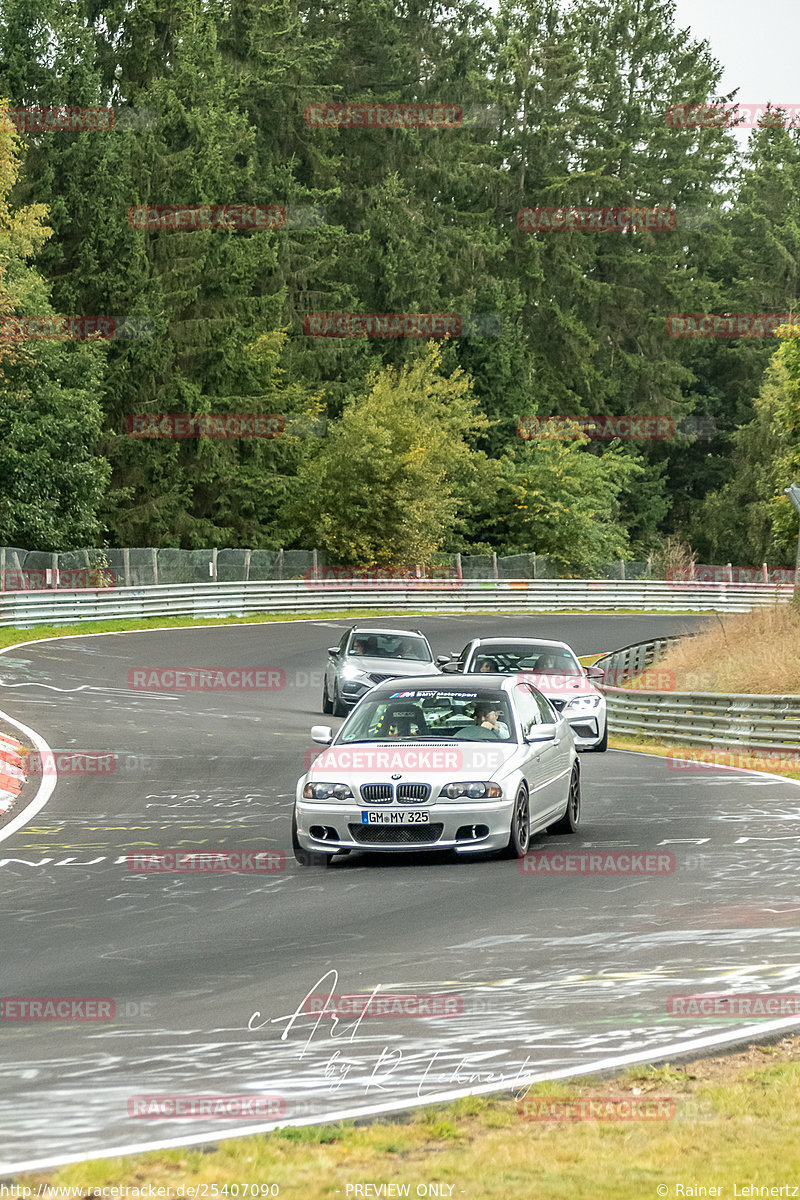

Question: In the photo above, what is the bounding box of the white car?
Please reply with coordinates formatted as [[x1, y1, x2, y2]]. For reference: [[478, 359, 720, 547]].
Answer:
[[442, 637, 608, 751], [293, 675, 580, 866]]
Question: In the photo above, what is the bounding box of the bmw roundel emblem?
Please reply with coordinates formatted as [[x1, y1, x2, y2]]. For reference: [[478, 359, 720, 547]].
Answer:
[[391, 773, 402, 780]]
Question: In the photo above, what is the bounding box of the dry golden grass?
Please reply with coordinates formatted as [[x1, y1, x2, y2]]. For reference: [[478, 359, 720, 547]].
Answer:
[[609, 736, 800, 781], [630, 602, 800, 694]]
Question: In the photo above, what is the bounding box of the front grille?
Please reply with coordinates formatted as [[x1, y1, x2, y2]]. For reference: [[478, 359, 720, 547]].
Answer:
[[349, 823, 444, 845], [396, 783, 430, 802], [360, 783, 394, 802], [548, 698, 566, 712]]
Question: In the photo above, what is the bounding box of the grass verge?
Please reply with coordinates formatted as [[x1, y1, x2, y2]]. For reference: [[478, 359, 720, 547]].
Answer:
[[15, 1036, 800, 1198], [628, 602, 800, 694], [609, 735, 800, 782]]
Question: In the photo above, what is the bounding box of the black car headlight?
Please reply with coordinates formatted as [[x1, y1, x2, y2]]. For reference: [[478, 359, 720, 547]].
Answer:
[[440, 781, 503, 800], [303, 782, 354, 800]]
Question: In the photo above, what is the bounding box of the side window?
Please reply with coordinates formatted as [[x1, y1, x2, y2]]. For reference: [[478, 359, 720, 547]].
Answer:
[[339, 630, 351, 655], [457, 643, 473, 669], [533, 691, 557, 723], [514, 685, 542, 735]]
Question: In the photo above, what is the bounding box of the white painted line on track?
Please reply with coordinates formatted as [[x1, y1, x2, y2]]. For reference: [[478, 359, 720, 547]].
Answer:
[[2, 624, 796, 1172], [4, 1014, 800, 1174], [612, 747, 800, 789], [0, 707, 57, 846]]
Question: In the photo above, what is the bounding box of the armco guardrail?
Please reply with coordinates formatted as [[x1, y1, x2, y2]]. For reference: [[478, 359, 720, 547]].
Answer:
[[594, 638, 800, 752], [0, 578, 795, 628]]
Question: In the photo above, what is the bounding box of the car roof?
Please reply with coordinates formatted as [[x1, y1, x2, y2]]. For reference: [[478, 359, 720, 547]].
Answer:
[[368, 673, 518, 697], [350, 627, 429, 638], [470, 637, 574, 652]]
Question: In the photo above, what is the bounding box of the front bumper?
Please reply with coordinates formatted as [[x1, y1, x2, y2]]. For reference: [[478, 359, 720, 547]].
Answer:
[[338, 669, 435, 706], [295, 797, 515, 855], [339, 680, 370, 706], [567, 715, 604, 748], [554, 698, 606, 749]]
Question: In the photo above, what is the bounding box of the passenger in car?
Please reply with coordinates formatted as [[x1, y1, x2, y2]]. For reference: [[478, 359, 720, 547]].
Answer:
[[454, 703, 510, 740], [476, 704, 502, 733], [534, 653, 564, 671]]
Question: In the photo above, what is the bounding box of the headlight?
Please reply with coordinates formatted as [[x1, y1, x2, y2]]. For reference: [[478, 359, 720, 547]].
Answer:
[[341, 664, 367, 682], [565, 696, 602, 712], [440, 781, 503, 800], [303, 782, 354, 800]]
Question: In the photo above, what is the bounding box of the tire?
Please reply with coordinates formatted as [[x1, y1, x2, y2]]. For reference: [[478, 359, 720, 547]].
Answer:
[[332, 681, 347, 718], [500, 786, 531, 859], [292, 808, 333, 868], [322, 676, 333, 715], [586, 723, 608, 753], [549, 764, 581, 834]]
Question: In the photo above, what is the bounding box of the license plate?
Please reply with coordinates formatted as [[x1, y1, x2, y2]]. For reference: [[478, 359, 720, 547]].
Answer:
[[361, 810, 431, 825]]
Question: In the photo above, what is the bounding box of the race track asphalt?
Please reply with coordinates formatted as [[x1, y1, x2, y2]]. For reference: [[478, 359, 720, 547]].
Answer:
[[1, 612, 799, 1171]]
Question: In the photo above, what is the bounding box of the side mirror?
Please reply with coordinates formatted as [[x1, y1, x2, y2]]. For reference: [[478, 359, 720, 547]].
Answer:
[[327, 646, 339, 656], [441, 661, 461, 673], [436, 655, 451, 665], [525, 723, 558, 743], [585, 665, 605, 681], [310, 725, 333, 745]]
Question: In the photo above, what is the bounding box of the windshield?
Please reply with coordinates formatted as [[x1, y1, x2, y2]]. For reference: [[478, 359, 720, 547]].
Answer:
[[338, 689, 516, 743], [470, 643, 582, 676], [349, 633, 432, 662]]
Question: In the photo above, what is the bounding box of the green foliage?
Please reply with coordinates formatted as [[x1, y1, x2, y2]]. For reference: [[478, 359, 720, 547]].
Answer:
[[0, 105, 109, 547], [1, 0, 798, 564], [292, 343, 489, 566], [698, 330, 800, 565], [492, 437, 644, 573]]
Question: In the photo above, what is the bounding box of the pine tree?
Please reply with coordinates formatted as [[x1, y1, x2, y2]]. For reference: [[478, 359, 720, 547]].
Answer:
[[0, 106, 109, 547]]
